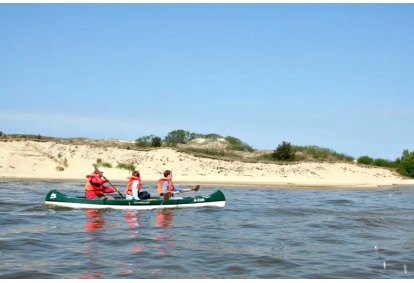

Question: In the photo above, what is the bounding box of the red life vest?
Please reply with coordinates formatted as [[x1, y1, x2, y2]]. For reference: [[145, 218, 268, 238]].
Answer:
[[85, 174, 105, 196], [157, 178, 174, 195], [126, 176, 142, 196]]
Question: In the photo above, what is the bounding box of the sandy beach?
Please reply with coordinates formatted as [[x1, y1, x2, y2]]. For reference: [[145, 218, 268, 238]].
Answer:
[[1, 139, 414, 189]]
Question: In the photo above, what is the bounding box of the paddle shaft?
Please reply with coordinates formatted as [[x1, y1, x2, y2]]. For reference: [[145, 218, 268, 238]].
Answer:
[[164, 185, 200, 200], [103, 176, 124, 197]]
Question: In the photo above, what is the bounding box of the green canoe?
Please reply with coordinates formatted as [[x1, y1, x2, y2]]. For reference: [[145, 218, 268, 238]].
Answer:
[[45, 189, 226, 210]]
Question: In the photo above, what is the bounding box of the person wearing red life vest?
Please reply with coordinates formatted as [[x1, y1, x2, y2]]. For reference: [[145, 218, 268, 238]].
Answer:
[[126, 171, 141, 200], [84, 167, 116, 199], [157, 170, 191, 199]]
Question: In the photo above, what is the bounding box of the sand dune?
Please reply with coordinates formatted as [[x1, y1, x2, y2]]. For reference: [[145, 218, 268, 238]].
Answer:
[[1, 140, 413, 189]]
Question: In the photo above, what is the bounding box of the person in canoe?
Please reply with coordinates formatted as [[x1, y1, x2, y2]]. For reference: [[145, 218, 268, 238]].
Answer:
[[85, 167, 118, 199], [125, 171, 141, 201], [157, 170, 191, 199], [126, 171, 151, 200]]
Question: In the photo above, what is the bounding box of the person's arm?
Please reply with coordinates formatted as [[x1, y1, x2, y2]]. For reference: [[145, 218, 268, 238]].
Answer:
[[163, 181, 169, 194], [90, 176, 106, 186], [132, 180, 140, 200], [174, 186, 191, 193], [96, 178, 115, 193], [102, 185, 116, 193]]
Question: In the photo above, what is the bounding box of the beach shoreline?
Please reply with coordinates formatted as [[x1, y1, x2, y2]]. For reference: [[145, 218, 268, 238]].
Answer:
[[1, 176, 412, 190], [1, 140, 414, 190]]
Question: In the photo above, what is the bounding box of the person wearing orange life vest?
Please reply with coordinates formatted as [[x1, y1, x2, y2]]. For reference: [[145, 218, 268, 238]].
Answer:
[[85, 167, 116, 199], [157, 170, 191, 200], [126, 171, 141, 200]]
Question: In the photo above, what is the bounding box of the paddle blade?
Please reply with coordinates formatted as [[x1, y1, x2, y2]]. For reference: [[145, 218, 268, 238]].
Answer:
[[164, 192, 173, 201], [193, 185, 200, 192]]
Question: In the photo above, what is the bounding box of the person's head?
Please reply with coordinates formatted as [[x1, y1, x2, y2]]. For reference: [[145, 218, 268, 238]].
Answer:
[[132, 170, 140, 177], [94, 167, 104, 177], [163, 170, 172, 178]]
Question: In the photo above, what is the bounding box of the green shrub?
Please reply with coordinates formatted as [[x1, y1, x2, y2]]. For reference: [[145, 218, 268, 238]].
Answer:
[[184, 147, 239, 158], [151, 136, 162, 147], [100, 162, 112, 168], [56, 166, 65, 171], [225, 136, 254, 152], [273, 141, 295, 161], [292, 145, 354, 161], [136, 135, 163, 147], [117, 162, 135, 171], [163, 130, 191, 146], [257, 153, 278, 161], [373, 158, 395, 168], [395, 150, 414, 178], [93, 159, 112, 168], [357, 156, 374, 165]]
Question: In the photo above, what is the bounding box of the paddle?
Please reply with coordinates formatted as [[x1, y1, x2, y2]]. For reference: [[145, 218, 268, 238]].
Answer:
[[177, 185, 200, 193], [103, 176, 124, 198], [94, 166, 124, 197], [164, 185, 200, 201], [163, 192, 173, 201]]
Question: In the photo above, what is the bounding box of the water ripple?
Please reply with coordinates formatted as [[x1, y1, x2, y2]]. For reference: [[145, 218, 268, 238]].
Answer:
[[1, 182, 414, 278]]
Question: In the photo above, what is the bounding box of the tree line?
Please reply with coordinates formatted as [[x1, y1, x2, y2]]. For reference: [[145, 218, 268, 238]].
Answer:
[[134, 129, 254, 152], [272, 141, 414, 179]]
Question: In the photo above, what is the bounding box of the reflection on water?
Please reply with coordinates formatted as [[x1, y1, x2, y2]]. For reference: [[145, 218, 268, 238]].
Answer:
[[156, 210, 173, 228], [79, 209, 106, 279], [154, 210, 175, 255], [124, 210, 143, 253], [84, 209, 105, 232]]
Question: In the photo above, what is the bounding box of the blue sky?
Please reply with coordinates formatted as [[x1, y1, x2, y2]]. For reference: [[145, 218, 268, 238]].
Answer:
[[1, 3, 413, 160]]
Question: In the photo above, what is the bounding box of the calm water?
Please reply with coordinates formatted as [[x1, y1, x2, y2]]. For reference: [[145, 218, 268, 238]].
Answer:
[[1, 180, 414, 279]]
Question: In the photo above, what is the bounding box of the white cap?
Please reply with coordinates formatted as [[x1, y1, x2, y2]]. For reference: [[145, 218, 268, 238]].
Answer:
[[97, 167, 104, 173]]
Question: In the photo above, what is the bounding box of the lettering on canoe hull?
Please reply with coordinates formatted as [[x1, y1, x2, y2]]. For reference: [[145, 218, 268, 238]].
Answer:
[[193, 198, 205, 203]]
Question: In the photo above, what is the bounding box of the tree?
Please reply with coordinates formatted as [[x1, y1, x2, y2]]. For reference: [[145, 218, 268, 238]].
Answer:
[[395, 150, 414, 178], [135, 135, 161, 148], [135, 136, 151, 147], [357, 155, 374, 165], [163, 130, 191, 146], [272, 141, 295, 161], [151, 136, 162, 147]]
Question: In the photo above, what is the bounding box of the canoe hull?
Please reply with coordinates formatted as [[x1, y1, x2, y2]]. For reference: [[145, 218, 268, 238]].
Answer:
[[45, 189, 226, 210]]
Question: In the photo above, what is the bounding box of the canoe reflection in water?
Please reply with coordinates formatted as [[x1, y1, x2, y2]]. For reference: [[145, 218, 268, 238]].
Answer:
[[124, 210, 144, 253], [84, 208, 105, 232], [153, 210, 175, 256], [79, 209, 105, 279]]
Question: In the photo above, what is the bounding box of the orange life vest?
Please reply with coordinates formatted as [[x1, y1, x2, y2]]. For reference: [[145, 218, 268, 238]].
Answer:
[[157, 178, 174, 195], [126, 176, 142, 196], [85, 174, 105, 196]]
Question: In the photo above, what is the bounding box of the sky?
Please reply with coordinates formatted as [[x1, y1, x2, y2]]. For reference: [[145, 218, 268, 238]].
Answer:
[[1, 3, 413, 160]]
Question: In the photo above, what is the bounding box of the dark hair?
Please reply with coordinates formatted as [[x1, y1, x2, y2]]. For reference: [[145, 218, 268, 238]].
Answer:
[[163, 170, 172, 177], [132, 171, 140, 177]]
